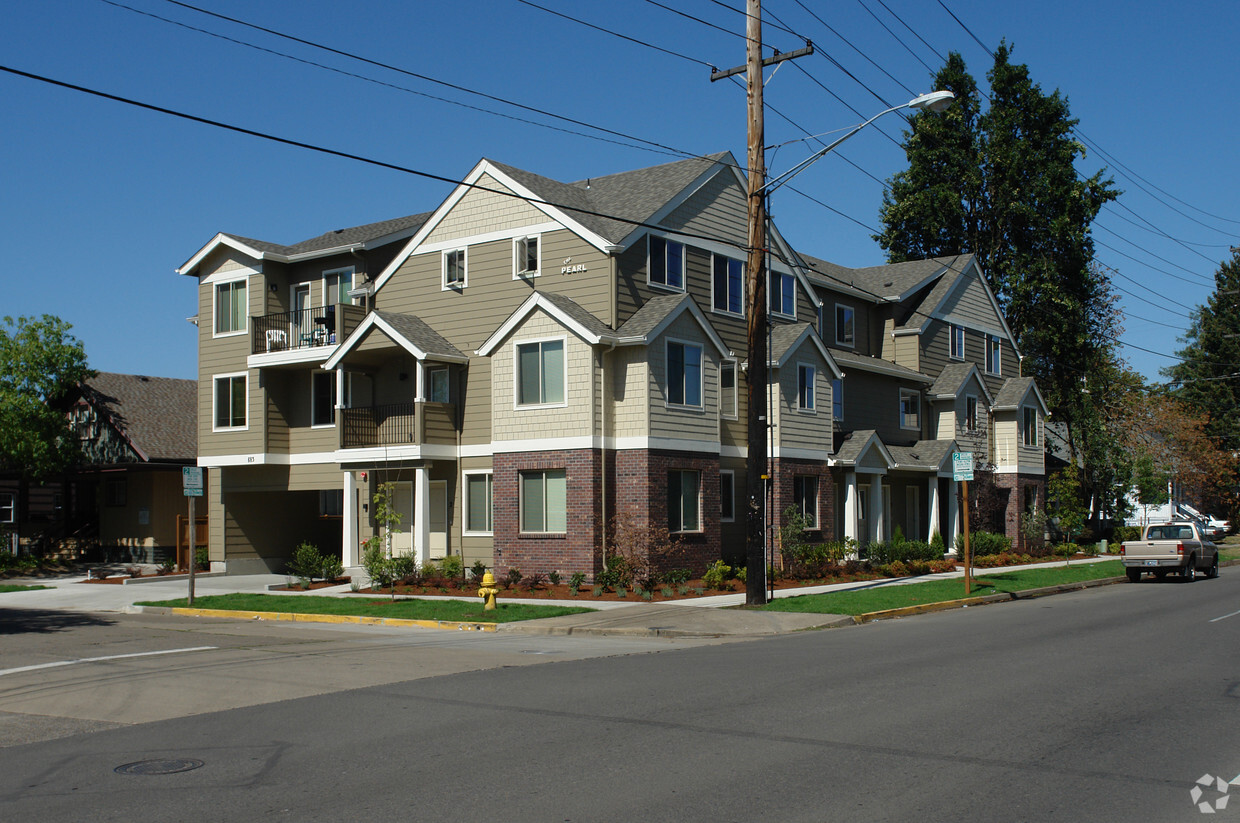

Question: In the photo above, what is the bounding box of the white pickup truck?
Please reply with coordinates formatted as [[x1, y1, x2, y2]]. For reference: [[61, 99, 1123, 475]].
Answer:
[[1120, 521, 1219, 583]]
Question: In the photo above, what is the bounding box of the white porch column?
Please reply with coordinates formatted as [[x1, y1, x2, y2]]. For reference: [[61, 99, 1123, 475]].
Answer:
[[414, 466, 431, 566], [843, 471, 859, 543], [947, 479, 961, 554], [927, 476, 941, 544], [342, 470, 359, 567], [869, 474, 883, 544]]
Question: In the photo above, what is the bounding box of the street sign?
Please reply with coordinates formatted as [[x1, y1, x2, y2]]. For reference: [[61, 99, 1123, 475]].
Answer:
[[182, 466, 204, 497], [952, 451, 974, 482]]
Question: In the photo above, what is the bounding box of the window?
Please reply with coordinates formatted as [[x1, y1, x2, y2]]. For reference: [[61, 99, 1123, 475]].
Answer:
[[324, 267, 354, 305], [319, 489, 343, 518], [793, 475, 819, 529], [797, 364, 816, 411], [667, 341, 703, 407], [465, 472, 494, 534], [986, 335, 1001, 375], [964, 395, 978, 432], [769, 270, 795, 317], [950, 324, 965, 360], [719, 360, 737, 419], [516, 340, 564, 406], [668, 470, 701, 533], [720, 470, 735, 522], [835, 304, 855, 346], [105, 478, 127, 508], [0, 492, 13, 524], [214, 279, 246, 335], [443, 248, 467, 289], [832, 378, 843, 420], [520, 469, 566, 533], [649, 236, 684, 290], [514, 235, 540, 277], [214, 374, 247, 430], [1024, 485, 1039, 514], [1023, 406, 1038, 446], [312, 371, 336, 427], [899, 389, 920, 431], [712, 254, 743, 315], [428, 367, 449, 403]]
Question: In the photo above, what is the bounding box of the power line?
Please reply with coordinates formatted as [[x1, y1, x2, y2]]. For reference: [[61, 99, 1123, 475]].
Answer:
[[852, 0, 935, 76]]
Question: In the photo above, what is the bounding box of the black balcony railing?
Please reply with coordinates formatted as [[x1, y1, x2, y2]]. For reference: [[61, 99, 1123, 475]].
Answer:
[[341, 403, 417, 448], [252, 304, 363, 354]]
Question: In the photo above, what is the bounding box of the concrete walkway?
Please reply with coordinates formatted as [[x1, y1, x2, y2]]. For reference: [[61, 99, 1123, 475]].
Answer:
[[1, 556, 1122, 638]]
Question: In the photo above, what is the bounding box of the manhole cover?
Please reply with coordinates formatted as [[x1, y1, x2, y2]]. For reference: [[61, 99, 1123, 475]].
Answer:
[[114, 758, 204, 776]]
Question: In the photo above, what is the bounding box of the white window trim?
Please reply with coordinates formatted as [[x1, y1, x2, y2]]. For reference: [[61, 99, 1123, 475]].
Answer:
[[462, 470, 494, 536], [720, 469, 735, 522], [212, 276, 248, 339], [710, 253, 744, 317], [513, 234, 541, 279], [669, 469, 703, 534], [835, 304, 855, 347], [899, 388, 921, 432], [665, 338, 705, 410], [513, 336, 568, 410], [427, 366, 450, 403], [797, 362, 817, 413], [311, 371, 335, 429], [719, 358, 738, 420], [0, 491, 15, 524], [442, 248, 468, 290], [212, 371, 249, 432], [323, 266, 356, 306], [950, 324, 965, 360], [795, 475, 820, 530], [769, 270, 797, 319], [647, 235, 686, 293]]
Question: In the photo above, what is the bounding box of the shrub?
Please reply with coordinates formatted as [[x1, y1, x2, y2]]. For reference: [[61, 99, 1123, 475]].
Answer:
[[125, 565, 143, 579], [320, 554, 344, 582], [390, 555, 419, 582], [195, 546, 209, 570], [440, 555, 464, 579], [702, 560, 731, 590], [158, 558, 176, 575], [664, 568, 691, 586], [966, 531, 1011, 557], [288, 542, 326, 583], [505, 567, 523, 588], [1111, 525, 1141, 543], [1052, 542, 1076, 558], [469, 559, 488, 580], [608, 513, 684, 592], [929, 531, 945, 556], [523, 572, 547, 591], [596, 555, 632, 591], [548, 570, 561, 585], [735, 565, 747, 583], [569, 571, 586, 589], [361, 539, 394, 590]]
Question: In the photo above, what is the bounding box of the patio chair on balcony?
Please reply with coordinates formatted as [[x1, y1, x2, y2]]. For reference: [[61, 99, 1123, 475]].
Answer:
[[264, 328, 288, 352]]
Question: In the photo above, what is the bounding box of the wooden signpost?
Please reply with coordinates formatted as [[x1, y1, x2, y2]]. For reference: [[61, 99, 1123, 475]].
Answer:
[[953, 452, 974, 596]]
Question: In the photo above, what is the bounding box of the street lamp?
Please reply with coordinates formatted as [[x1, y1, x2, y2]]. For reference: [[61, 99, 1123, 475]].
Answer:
[[743, 89, 955, 606]]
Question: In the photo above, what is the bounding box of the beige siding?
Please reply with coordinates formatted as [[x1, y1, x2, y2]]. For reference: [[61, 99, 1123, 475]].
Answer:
[[491, 310, 595, 442], [662, 171, 748, 248], [1018, 406, 1045, 469], [823, 297, 873, 356], [288, 463, 343, 491], [647, 314, 720, 443], [426, 173, 551, 243], [893, 334, 919, 373], [991, 414, 1020, 469], [610, 345, 649, 440]]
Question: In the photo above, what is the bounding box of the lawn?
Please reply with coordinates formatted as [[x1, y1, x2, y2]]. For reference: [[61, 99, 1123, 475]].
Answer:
[[136, 593, 595, 624], [763, 560, 1126, 616], [0, 584, 50, 593]]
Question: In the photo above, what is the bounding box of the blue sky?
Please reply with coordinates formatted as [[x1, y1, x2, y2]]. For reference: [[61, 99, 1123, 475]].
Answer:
[[2, 0, 1236, 383]]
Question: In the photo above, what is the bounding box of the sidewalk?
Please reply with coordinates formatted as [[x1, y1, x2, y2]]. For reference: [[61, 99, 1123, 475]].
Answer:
[[1, 556, 1123, 638]]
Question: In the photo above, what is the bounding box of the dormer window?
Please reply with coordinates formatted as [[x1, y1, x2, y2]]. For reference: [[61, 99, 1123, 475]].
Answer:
[[649, 236, 684, 290], [950, 324, 965, 360]]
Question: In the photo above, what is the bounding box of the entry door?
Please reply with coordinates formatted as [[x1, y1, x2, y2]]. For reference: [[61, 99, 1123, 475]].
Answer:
[[388, 481, 414, 556], [429, 481, 448, 559], [291, 284, 311, 344], [906, 486, 920, 542]]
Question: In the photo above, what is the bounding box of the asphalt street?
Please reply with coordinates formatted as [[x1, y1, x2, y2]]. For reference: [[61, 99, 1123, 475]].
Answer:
[[2, 568, 1238, 821]]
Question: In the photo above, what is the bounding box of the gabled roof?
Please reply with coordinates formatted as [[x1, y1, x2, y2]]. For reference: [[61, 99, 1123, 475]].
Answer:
[[615, 293, 730, 355], [992, 376, 1049, 415], [767, 323, 843, 379], [476, 292, 614, 356], [324, 311, 467, 370], [832, 429, 895, 469], [78, 373, 197, 462], [829, 348, 932, 384], [178, 213, 431, 276], [927, 362, 995, 405], [888, 439, 957, 472]]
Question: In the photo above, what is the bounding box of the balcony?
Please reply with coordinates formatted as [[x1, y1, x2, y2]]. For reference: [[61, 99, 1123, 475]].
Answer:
[[251, 304, 365, 355], [340, 402, 456, 449]]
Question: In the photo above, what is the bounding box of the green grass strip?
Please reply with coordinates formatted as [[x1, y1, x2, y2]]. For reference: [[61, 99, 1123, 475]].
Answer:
[[762, 560, 1126, 616], [0, 584, 50, 593], [136, 592, 594, 623]]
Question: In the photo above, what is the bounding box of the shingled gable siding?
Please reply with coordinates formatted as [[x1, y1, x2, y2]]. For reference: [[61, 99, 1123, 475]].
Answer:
[[492, 449, 601, 579], [609, 344, 649, 440], [491, 310, 594, 443], [612, 449, 721, 576], [425, 173, 550, 243], [769, 458, 834, 563]]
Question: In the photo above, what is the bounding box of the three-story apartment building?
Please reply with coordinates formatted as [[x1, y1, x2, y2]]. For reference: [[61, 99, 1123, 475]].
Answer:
[[179, 152, 1046, 576]]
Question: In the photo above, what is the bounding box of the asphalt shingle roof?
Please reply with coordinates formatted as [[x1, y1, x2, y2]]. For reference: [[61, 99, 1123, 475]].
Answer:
[[616, 293, 690, 340], [80, 373, 197, 462], [224, 213, 432, 257], [830, 349, 932, 383], [539, 292, 613, 339], [992, 376, 1036, 410], [833, 429, 880, 464], [372, 311, 465, 360], [888, 439, 955, 470], [928, 362, 976, 398]]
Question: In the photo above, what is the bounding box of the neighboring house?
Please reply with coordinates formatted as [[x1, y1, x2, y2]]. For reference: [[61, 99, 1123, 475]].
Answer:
[[177, 152, 1046, 576], [1, 373, 199, 561]]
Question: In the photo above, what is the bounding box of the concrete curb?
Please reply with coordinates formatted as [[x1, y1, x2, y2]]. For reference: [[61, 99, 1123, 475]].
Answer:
[[132, 605, 497, 632], [498, 614, 855, 639]]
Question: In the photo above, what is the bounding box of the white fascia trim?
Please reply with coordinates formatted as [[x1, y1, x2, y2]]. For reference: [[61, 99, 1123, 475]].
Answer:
[[416, 222, 561, 257], [201, 264, 260, 288], [771, 446, 832, 461], [373, 160, 614, 292], [768, 326, 844, 379], [459, 443, 495, 458], [613, 436, 722, 454], [993, 465, 1045, 476], [476, 292, 611, 356], [249, 347, 334, 370], [491, 436, 598, 454], [632, 296, 731, 357], [179, 234, 265, 276], [198, 453, 267, 467], [721, 444, 747, 459]]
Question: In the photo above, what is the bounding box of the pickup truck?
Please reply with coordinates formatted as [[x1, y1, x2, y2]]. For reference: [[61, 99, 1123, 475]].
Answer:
[[1120, 521, 1219, 583]]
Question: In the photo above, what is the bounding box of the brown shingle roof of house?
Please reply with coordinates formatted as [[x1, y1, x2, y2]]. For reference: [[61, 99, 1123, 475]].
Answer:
[[80, 373, 197, 463]]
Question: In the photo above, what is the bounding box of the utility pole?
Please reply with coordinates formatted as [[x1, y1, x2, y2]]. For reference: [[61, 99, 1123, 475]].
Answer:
[[712, 1, 811, 606]]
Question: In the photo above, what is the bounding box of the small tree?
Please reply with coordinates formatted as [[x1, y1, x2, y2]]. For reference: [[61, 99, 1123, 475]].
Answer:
[[1048, 465, 1087, 558], [372, 481, 403, 558], [608, 513, 684, 591]]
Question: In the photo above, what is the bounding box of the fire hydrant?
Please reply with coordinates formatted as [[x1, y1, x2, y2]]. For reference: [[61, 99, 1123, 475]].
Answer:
[[477, 571, 500, 611]]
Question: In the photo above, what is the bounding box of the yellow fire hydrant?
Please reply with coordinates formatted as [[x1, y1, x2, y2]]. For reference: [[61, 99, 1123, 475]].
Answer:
[[477, 571, 500, 611]]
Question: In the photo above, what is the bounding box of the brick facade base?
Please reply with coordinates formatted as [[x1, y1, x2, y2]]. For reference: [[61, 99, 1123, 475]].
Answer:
[[770, 458, 835, 567], [994, 472, 1045, 553]]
